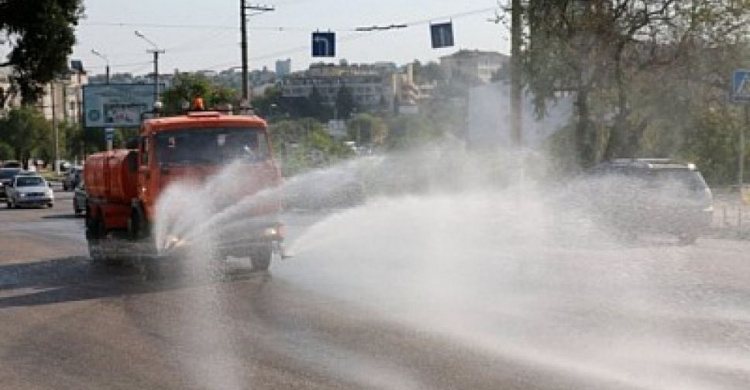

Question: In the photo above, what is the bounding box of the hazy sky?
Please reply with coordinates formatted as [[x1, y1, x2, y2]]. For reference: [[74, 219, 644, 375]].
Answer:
[[70, 0, 511, 76]]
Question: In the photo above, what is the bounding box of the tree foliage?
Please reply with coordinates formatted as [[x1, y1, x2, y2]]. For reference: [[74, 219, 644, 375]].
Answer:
[[347, 113, 388, 147], [0, 107, 51, 167], [523, 0, 750, 172], [160, 73, 238, 114], [0, 0, 84, 104]]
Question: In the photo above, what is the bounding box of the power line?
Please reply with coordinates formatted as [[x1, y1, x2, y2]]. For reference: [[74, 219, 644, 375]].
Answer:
[[81, 21, 326, 32], [80, 7, 499, 33]]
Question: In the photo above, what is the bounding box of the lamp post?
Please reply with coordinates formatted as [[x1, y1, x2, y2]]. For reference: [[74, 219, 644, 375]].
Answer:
[[91, 49, 110, 84], [134, 30, 165, 103]]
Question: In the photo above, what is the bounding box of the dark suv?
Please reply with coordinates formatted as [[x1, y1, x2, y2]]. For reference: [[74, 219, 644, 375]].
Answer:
[[0, 168, 23, 200], [586, 159, 714, 244]]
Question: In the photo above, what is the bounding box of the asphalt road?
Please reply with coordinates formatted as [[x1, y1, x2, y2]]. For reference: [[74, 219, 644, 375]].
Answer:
[[1, 187, 750, 390]]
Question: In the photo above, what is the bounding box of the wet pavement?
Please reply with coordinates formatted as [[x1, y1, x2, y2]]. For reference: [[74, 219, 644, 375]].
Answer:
[[1, 190, 749, 390]]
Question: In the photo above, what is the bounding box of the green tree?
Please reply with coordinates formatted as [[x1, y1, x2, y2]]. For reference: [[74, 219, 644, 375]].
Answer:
[[0, 0, 84, 104], [0, 142, 14, 161], [160, 72, 238, 114], [269, 118, 354, 176], [0, 107, 51, 167], [347, 113, 388, 147], [523, 0, 750, 169]]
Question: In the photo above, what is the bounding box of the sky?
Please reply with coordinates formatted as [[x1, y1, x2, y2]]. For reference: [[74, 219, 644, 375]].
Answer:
[[69, 0, 511, 76]]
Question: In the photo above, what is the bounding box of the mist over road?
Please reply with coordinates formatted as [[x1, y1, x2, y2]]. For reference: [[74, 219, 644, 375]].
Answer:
[[1, 190, 749, 390]]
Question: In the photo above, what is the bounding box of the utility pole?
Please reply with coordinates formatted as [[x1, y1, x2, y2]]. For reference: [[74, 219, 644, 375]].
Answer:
[[510, 0, 523, 148], [240, 1, 275, 105], [51, 82, 60, 175], [91, 49, 110, 84], [135, 31, 165, 103]]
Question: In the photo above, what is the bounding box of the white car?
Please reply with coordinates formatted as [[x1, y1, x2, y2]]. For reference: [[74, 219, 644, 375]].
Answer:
[[5, 174, 54, 208]]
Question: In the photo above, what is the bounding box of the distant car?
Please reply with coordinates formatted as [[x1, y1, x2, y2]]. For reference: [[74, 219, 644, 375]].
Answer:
[[63, 166, 83, 191], [73, 180, 87, 216], [0, 167, 23, 200], [585, 158, 713, 244], [1, 161, 22, 169], [5, 174, 54, 209]]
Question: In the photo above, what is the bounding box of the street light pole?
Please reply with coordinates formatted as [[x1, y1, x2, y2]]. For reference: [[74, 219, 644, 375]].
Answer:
[[135, 31, 165, 103], [91, 49, 110, 84]]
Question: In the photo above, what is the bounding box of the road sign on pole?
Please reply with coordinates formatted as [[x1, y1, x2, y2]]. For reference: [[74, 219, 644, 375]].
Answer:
[[430, 22, 454, 49], [312, 32, 336, 57], [732, 69, 750, 103]]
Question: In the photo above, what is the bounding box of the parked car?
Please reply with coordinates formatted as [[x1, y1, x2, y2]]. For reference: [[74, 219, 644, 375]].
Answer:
[[73, 180, 87, 216], [63, 166, 83, 191], [0, 167, 23, 200], [585, 158, 713, 244], [5, 174, 54, 209]]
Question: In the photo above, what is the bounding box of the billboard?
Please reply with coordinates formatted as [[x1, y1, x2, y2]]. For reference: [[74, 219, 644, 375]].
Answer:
[[83, 84, 161, 128]]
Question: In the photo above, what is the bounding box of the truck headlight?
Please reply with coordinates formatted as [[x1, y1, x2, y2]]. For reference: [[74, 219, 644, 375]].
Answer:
[[19, 193, 27, 198], [263, 223, 285, 238]]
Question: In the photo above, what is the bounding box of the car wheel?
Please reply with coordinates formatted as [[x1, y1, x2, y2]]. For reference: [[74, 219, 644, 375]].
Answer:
[[48, 203, 54, 208], [249, 245, 273, 272]]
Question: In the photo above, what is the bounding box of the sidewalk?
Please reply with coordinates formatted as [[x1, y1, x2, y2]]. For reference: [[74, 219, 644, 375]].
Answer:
[[711, 188, 750, 239]]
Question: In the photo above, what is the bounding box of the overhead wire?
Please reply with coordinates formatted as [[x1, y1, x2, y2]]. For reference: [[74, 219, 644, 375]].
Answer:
[[199, 5, 500, 71], [84, 5, 501, 73]]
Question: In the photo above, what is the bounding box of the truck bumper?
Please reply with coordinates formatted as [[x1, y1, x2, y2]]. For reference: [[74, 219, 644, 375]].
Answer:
[[158, 219, 285, 260]]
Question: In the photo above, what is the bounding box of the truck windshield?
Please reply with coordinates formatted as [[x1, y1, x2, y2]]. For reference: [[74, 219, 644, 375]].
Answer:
[[155, 127, 269, 165]]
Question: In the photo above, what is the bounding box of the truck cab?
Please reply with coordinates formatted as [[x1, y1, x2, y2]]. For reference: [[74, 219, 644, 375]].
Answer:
[[85, 109, 284, 272]]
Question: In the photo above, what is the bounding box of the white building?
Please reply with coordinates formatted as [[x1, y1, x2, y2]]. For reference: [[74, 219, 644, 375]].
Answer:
[[440, 50, 509, 85], [0, 66, 20, 115], [275, 59, 292, 78], [38, 69, 88, 124], [282, 63, 399, 109]]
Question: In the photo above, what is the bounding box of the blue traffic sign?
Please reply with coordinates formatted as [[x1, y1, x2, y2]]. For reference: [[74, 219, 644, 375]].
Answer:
[[431, 22, 454, 49], [312, 32, 336, 57], [732, 69, 750, 103]]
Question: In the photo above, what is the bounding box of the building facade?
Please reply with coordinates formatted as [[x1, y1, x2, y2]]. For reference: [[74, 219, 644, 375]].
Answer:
[[440, 50, 509, 84], [38, 69, 88, 124], [275, 59, 292, 78], [282, 63, 397, 109]]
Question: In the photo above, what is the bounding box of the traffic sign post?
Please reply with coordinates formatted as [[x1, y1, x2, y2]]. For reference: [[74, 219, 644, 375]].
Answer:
[[105, 127, 115, 151], [312, 32, 336, 57]]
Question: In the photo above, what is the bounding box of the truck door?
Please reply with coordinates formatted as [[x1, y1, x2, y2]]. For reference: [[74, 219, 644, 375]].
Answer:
[[137, 135, 154, 216]]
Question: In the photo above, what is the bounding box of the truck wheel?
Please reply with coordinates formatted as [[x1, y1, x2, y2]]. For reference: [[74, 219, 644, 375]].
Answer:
[[250, 246, 273, 272], [86, 218, 105, 263], [87, 217, 123, 266]]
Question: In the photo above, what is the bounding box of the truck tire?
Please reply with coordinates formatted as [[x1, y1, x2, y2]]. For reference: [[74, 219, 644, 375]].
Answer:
[[86, 217, 105, 263], [250, 245, 273, 272], [86, 216, 123, 266]]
